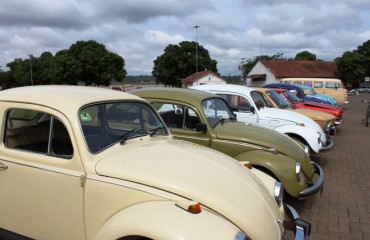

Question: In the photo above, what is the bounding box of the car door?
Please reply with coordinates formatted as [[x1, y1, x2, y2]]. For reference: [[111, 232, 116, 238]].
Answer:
[[0, 105, 85, 240], [152, 102, 212, 147]]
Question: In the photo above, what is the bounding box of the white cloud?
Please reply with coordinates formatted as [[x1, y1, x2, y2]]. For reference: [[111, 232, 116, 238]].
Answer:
[[0, 0, 370, 75]]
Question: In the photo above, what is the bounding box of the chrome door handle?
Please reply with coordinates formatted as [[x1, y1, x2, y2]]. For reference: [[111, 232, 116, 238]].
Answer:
[[0, 162, 8, 170]]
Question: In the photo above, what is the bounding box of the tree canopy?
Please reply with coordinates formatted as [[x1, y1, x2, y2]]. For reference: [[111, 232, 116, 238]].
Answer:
[[152, 41, 218, 87], [294, 51, 317, 61], [335, 40, 370, 85], [0, 40, 126, 89]]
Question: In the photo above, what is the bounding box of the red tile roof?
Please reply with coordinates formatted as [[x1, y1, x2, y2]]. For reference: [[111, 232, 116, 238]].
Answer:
[[259, 60, 337, 78]]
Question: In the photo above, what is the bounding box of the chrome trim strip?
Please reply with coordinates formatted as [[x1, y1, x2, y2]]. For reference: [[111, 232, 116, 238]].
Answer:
[[86, 175, 172, 200], [0, 158, 81, 177], [175, 135, 265, 150]]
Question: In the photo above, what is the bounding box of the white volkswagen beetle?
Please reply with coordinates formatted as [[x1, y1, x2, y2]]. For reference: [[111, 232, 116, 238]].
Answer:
[[191, 84, 334, 153], [0, 86, 309, 240]]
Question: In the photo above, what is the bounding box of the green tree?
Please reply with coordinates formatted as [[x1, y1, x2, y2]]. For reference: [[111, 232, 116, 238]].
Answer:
[[241, 53, 285, 77], [67, 40, 126, 86], [152, 41, 218, 87], [335, 39, 370, 84], [294, 51, 317, 61], [6, 58, 32, 87]]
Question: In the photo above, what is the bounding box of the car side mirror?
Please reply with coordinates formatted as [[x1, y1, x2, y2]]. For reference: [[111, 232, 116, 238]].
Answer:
[[196, 123, 207, 133]]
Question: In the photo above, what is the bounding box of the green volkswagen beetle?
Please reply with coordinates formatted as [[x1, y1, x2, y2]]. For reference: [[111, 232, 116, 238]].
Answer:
[[131, 87, 324, 198]]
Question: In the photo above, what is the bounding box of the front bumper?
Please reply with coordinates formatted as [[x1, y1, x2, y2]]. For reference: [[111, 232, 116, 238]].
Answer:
[[319, 137, 334, 152], [299, 162, 325, 198], [284, 204, 311, 239]]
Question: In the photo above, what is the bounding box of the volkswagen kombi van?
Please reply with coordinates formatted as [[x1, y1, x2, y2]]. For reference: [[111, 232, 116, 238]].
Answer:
[[281, 78, 349, 105]]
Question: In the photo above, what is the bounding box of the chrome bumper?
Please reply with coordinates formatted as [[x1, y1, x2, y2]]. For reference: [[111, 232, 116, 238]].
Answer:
[[299, 162, 325, 198], [319, 137, 334, 152], [284, 204, 311, 239]]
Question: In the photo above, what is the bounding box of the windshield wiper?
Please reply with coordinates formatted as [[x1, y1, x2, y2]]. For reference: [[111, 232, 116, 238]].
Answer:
[[149, 126, 164, 137], [119, 128, 138, 145]]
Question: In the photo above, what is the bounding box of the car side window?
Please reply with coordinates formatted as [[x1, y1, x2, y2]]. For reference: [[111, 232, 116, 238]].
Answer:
[[153, 102, 200, 130], [250, 91, 269, 110], [217, 94, 252, 112], [314, 82, 323, 88], [5, 109, 73, 159]]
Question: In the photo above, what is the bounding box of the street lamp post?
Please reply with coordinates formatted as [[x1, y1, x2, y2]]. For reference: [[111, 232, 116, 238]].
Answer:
[[193, 25, 200, 79]]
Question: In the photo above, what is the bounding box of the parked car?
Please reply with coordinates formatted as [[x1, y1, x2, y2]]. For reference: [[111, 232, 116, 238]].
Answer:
[[357, 87, 370, 93], [264, 83, 332, 105], [132, 87, 324, 199], [270, 88, 344, 126], [0, 86, 311, 239], [296, 85, 338, 106], [280, 78, 349, 105], [257, 87, 339, 134], [190, 84, 334, 154]]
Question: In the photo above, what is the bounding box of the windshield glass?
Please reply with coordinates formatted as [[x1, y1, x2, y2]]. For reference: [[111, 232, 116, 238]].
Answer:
[[201, 98, 235, 128], [283, 90, 302, 103], [80, 101, 168, 153], [266, 90, 291, 109]]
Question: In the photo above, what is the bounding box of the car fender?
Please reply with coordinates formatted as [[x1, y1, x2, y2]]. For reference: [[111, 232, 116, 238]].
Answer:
[[234, 150, 308, 198], [273, 125, 321, 153], [94, 201, 245, 240]]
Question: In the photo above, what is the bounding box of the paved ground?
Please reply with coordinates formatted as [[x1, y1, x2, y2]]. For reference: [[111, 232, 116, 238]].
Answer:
[[286, 94, 370, 239]]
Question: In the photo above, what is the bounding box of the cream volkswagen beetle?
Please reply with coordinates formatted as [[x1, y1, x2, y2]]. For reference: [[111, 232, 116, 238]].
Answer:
[[0, 86, 309, 240]]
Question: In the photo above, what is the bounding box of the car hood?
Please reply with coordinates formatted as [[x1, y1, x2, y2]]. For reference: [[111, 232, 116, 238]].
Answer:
[[95, 138, 283, 239], [259, 107, 327, 143], [288, 107, 335, 122], [214, 120, 307, 161], [294, 102, 342, 116], [313, 94, 336, 104], [300, 101, 340, 111]]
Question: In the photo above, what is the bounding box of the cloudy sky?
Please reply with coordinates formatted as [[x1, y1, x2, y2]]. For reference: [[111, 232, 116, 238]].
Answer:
[[1, 0, 370, 76]]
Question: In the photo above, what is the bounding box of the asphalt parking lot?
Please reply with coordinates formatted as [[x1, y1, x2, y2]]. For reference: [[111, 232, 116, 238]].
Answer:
[[286, 94, 370, 239]]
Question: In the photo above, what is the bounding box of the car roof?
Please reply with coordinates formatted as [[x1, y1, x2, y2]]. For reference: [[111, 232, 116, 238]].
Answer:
[[131, 87, 220, 103], [263, 83, 301, 90], [0, 85, 143, 113], [190, 84, 256, 95]]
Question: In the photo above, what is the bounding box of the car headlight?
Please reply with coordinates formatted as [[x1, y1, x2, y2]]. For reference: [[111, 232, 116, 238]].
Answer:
[[274, 182, 284, 207], [295, 162, 302, 182], [234, 231, 250, 240]]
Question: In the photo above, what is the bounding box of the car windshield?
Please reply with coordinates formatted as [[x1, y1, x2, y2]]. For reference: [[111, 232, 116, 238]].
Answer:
[[80, 101, 168, 153], [283, 90, 302, 104], [266, 90, 291, 109], [201, 98, 236, 128]]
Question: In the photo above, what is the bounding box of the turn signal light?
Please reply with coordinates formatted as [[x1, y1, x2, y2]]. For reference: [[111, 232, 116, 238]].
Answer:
[[176, 201, 202, 214], [244, 161, 252, 169]]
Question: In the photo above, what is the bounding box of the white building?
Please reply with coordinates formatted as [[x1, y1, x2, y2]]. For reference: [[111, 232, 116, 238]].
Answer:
[[246, 60, 338, 87], [182, 70, 227, 88]]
